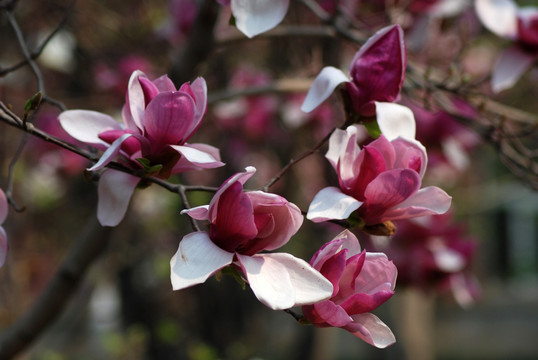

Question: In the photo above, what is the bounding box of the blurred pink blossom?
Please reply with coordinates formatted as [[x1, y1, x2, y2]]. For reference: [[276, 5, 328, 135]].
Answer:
[[302, 229, 397, 348], [171, 167, 333, 310], [475, 0, 538, 92]]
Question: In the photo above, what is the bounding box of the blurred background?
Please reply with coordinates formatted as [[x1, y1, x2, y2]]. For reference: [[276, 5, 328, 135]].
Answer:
[[1, 0, 537, 359]]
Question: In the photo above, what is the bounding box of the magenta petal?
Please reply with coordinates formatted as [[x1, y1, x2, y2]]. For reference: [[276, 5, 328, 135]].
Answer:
[[170, 231, 234, 290], [97, 169, 139, 227], [0, 189, 7, 224], [319, 249, 348, 295], [361, 169, 421, 224], [391, 137, 428, 178], [339, 290, 394, 314], [143, 92, 196, 147], [383, 186, 452, 221], [307, 187, 363, 223], [348, 25, 406, 116], [491, 45, 536, 93], [58, 110, 122, 145], [310, 230, 362, 269], [344, 313, 396, 348], [180, 77, 207, 137], [356, 252, 397, 293], [301, 66, 349, 113], [312, 300, 353, 327]]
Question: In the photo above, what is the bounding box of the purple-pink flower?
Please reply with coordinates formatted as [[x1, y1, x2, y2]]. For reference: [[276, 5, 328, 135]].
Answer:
[[475, 0, 538, 92], [59, 70, 223, 226], [0, 189, 8, 268], [171, 167, 333, 310], [302, 230, 397, 348], [307, 125, 452, 226], [301, 24, 406, 117]]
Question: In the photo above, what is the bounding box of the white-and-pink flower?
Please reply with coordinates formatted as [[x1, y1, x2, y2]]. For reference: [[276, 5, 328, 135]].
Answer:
[[307, 125, 452, 226], [59, 70, 224, 226], [301, 25, 406, 117], [171, 167, 333, 310], [302, 230, 397, 348], [475, 0, 538, 92]]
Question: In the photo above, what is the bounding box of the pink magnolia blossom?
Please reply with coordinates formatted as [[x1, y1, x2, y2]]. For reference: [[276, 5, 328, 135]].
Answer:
[[59, 70, 223, 226], [475, 0, 538, 92], [363, 213, 480, 307], [307, 125, 451, 226], [218, 0, 290, 38], [301, 24, 406, 117], [302, 230, 397, 348], [171, 167, 333, 310], [0, 189, 8, 268]]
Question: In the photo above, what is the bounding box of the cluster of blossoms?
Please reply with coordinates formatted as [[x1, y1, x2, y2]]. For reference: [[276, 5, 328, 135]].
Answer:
[[28, 10, 464, 350]]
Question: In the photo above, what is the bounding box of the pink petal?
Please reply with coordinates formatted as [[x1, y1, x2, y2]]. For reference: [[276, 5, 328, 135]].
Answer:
[[312, 300, 353, 327], [181, 205, 210, 220], [301, 66, 349, 113], [179, 77, 207, 137], [491, 45, 536, 93], [475, 0, 518, 39], [360, 169, 422, 224], [310, 230, 362, 269], [237, 252, 333, 310], [375, 102, 416, 141], [231, 0, 290, 38], [170, 231, 234, 290], [0, 189, 7, 224], [152, 74, 177, 92], [391, 137, 428, 178], [344, 313, 396, 348], [88, 133, 134, 171], [97, 169, 140, 227], [0, 227, 7, 268], [383, 186, 452, 221], [306, 187, 363, 223], [356, 253, 398, 293], [171, 143, 224, 173], [339, 290, 394, 314], [170, 144, 224, 169], [58, 110, 122, 145], [208, 167, 257, 223], [143, 92, 196, 147]]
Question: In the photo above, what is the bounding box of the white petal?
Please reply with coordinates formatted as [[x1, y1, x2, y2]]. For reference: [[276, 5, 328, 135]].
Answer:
[[88, 133, 133, 171], [58, 110, 122, 144], [428, 239, 466, 272], [475, 0, 518, 39], [181, 205, 210, 220], [346, 313, 396, 348], [301, 67, 349, 113], [231, 0, 289, 38], [237, 253, 333, 310], [97, 169, 139, 227], [375, 102, 416, 140], [307, 187, 362, 223], [491, 46, 536, 93], [126, 70, 148, 130], [170, 232, 234, 290], [170, 145, 224, 167]]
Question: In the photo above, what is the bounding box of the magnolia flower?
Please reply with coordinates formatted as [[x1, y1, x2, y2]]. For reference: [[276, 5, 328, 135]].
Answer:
[[0, 189, 8, 268], [59, 70, 223, 226], [475, 0, 538, 92], [219, 0, 290, 38], [307, 125, 452, 226], [363, 213, 480, 307], [301, 24, 406, 117], [302, 230, 397, 348], [171, 167, 333, 310]]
